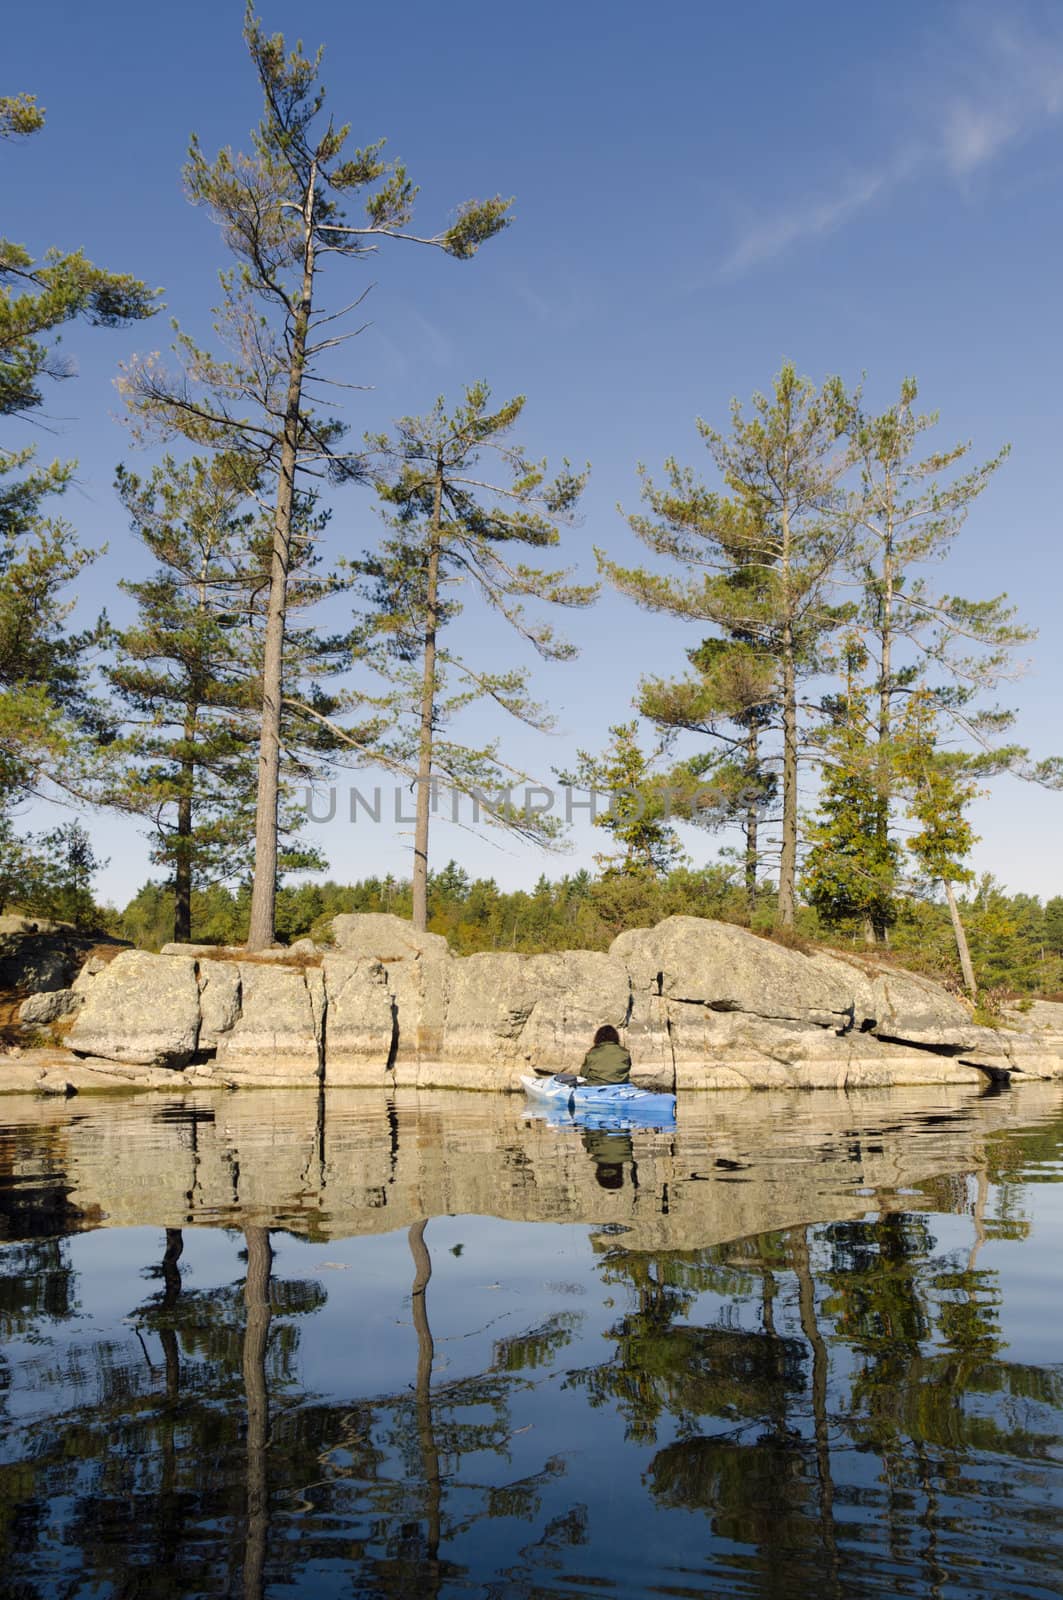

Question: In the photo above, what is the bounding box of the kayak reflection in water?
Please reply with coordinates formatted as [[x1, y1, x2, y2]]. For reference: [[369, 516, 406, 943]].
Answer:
[[581, 1127, 636, 1190]]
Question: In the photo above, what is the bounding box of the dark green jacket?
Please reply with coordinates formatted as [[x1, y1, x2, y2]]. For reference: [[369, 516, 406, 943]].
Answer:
[[580, 1039, 632, 1085]]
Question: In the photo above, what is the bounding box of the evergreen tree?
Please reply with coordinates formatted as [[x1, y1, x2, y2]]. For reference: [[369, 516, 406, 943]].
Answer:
[[356, 382, 593, 930], [1045, 898, 1063, 959], [1, 95, 158, 832], [898, 691, 981, 996], [840, 379, 1039, 938], [844, 380, 1020, 750], [802, 639, 901, 938], [0, 816, 106, 927], [118, 8, 510, 948], [107, 454, 363, 942], [602, 363, 852, 926], [107, 456, 264, 942], [35, 820, 106, 928], [558, 721, 684, 877], [611, 468, 778, 905]]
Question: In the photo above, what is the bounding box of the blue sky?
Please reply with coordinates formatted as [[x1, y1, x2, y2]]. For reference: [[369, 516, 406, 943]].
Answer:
[[6, 0, 1063, 906]]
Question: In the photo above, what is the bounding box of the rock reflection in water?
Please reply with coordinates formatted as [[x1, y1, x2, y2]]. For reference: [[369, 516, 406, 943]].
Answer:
[[0, 1083, 1060, 1598], [0, 1081, 1058, 1247]]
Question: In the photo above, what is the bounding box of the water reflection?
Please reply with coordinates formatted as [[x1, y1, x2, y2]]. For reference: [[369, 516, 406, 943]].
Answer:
[[580, 1127, 636, 1190], [0, 1083, 1061, 1597]]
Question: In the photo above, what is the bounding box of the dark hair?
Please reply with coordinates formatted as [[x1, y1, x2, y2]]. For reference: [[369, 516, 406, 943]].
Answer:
[[593, 1024, 620, 1046]]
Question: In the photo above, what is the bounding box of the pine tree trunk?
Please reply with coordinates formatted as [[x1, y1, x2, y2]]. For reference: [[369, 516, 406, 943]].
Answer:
[[778, 666, 798, 928], [943, 878, 978, 998], [778, 504, 798, 928], [744, 720, 759, 911], [174, 789, 192, 944], [174, 705, 197, 944], [247, 166, 317, 951], [871, 491, 895, 945], [411, 461, 444, 933]]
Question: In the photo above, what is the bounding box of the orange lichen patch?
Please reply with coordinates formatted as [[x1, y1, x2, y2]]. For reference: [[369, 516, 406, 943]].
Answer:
[[84, 942, 129, 968]]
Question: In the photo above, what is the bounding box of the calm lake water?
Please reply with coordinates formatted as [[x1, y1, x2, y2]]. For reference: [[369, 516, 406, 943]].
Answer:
[[1, 1081, 1061, 1599]]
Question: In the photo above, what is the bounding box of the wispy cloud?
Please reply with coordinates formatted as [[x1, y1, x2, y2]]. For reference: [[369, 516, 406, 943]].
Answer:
[[722, 10, 1063, 274]]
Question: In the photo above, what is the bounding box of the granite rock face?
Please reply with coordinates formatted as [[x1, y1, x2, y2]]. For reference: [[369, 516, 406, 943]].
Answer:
[[67, 950, 201, 1067], [439, 950, 629, 1085], [212, 963, 322, 1084], [320, 956, 395, 1085], [328, 913, 451, 1076], [22, 912, 1063, 1091], [18, 987, 82, 1026], [612, 917, 992, 1090], [197, 959, 243, 1047]]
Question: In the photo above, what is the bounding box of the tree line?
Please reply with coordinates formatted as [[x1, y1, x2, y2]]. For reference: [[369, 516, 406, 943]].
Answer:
[[109, 863, 1063, 1002], [2, 10, 1059, 994]]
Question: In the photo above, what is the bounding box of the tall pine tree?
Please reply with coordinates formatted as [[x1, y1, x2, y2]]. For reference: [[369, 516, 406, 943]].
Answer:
[[108, 456, 263, 942], [627, 478, 779, 909], [897, 691, 982, 996], [356, 383, 593, 931], [107, 454, 365, 941], [602, 364, 852, 926], [118, 7, 510, 947], [558, 722, 685, 878]]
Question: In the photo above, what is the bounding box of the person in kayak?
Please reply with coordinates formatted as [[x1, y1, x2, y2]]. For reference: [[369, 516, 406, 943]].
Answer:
[[579, 1024, 632, 1085]]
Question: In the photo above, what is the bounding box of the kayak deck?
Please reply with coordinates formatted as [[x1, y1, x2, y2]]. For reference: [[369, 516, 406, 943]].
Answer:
[[520, 1073, 676, 1125]]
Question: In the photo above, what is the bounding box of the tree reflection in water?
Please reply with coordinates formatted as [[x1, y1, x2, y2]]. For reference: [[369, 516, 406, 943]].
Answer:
[[0, 1092, 1061, 1596], [242, 1227, 272, 1600]]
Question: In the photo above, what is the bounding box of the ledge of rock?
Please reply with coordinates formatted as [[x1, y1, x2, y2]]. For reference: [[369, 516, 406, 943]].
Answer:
[[6, 912, 1061, 1092]]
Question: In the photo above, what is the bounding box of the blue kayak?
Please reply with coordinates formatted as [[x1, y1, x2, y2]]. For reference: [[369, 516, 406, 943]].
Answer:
[[520, 1073, 676, 1126]]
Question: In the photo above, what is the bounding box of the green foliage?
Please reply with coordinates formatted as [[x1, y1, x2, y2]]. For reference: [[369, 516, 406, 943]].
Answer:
[[898, 692, 980, 889], [355, 382, 593, 888], [844, 377, 1019, 746], [802, 640, 901, 934], [0, 88, 157, 916], [557, 721, 685, 876], [113, 849, 1063, 992], [0, 817, 108, 929], [117, 12, 510, 945], [106, 456, 263, 923], [0, 95, 45, 139], [119, 860, 761, 955], [603, 362, 855, 926], [104, 455, 343, 939]]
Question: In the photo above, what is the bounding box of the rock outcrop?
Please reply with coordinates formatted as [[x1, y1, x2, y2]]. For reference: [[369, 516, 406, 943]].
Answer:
[[212, 963, 324, 1083], [319, 956, 394, 1084], [613, 918, 998, 1091], [66, 950, 201, 1067], [18, 987, 82, 1026], [9, 912, 1061, 1092]]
